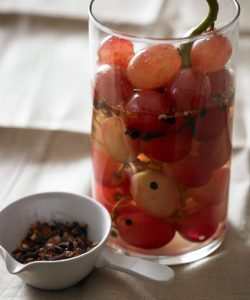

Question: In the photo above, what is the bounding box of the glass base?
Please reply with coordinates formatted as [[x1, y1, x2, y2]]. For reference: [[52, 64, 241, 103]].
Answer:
[[107, 222, 226, 265]]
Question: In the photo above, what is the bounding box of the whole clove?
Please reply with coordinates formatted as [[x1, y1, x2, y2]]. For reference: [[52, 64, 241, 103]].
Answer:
[[12, 221, 98, 264]]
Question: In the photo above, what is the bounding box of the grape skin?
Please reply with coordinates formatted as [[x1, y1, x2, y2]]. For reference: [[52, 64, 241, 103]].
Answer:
[[191, 35, 232, 73], [127, 44, 181, 89], [98, 36, 134, 69], [94, 64, 134, 106], [169, 68, 211, 112], [141, 128, 192, 163], [131, 169, 181, 218], [124, 90, 171, 133], [187, 167, 230, 205], [117, 211, 176, 249], [163, 154, 213, 188], [176, 206, 220, 243]]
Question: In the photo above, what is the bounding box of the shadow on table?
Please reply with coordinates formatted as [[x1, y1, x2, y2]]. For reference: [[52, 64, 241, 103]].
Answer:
[[19, 223, 250, 300]]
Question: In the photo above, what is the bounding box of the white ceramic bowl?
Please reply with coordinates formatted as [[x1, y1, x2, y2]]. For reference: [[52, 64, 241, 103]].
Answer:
[[0, 192, 111, 290]]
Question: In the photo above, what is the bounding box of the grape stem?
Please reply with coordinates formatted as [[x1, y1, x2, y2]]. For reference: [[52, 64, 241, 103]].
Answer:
[[181, 0, 219, 67]]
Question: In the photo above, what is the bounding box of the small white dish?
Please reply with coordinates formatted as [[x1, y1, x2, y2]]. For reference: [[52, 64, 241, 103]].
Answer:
[[0, 192, 174, 290]]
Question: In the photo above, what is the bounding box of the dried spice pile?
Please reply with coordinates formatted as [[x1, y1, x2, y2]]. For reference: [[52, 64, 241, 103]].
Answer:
[[12, 221, 98, 263]]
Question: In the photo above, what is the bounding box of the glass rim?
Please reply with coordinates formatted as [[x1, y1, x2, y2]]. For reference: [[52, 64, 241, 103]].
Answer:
[[89, 0, 240, 44]]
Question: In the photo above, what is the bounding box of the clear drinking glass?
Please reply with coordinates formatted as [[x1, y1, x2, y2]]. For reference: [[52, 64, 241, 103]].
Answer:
[[88, 0, 240, 265]]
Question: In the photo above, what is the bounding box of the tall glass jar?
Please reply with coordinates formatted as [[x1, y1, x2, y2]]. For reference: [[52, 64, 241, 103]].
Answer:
[[88, 0, 240, 264]]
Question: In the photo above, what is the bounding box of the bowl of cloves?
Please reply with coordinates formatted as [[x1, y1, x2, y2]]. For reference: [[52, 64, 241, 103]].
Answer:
[[0, 192, 111, 290], [0, 192, 174, 291]]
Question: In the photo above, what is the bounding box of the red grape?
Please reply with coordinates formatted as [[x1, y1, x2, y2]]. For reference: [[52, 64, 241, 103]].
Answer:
[[196, 127, 232, 169], [193, 106, 228, 141], [94, 64, 134, 106], [127, 44, 181, 89], [176, 205, 221, 242], [169, 68, 211, 112], [191, 35, 232, 73], [208, 67, 235, 105], [117, 211, 175, 248], [141, 127, 192, 163], [98, 36, 134, 68], [92, 147, 127, 187], [163, 154, 213, 188], [187, 167, 230, 205], [124, 90, 171, 133]]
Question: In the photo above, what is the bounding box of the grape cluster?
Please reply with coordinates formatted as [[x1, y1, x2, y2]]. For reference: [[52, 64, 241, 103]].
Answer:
[[91, 33, 234, 249]]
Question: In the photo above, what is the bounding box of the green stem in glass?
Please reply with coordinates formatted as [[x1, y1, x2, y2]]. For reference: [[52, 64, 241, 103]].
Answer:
[[181, 0, 219, 67]]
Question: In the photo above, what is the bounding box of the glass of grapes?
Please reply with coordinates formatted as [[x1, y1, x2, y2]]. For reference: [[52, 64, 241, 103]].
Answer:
[[88, 0, 240, 264]]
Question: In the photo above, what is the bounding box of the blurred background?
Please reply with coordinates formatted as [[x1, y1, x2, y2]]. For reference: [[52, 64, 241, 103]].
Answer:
[[0, 0, 248, 134]]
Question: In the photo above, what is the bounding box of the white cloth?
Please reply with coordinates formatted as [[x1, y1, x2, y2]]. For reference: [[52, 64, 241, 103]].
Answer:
[[0, 0, 91, 19], [0, 14, 92, 134], [0, 0, 164, 23]]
